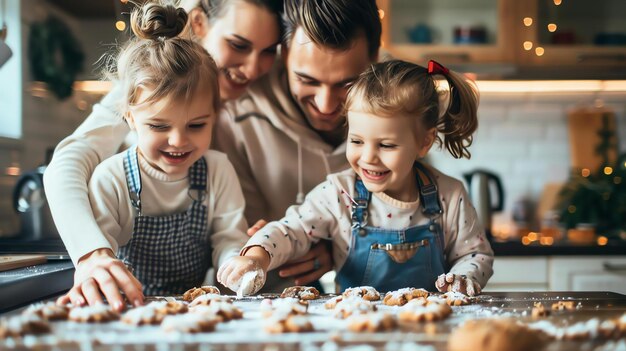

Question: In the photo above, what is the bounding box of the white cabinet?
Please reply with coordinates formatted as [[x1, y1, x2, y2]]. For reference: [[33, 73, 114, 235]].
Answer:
[[485, 256, 626, 294], [485, 257, 549, 292], [550, 257, 626, 294]]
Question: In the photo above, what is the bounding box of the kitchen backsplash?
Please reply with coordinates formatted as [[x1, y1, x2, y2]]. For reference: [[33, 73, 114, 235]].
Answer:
[[1, 89, 625, 237]]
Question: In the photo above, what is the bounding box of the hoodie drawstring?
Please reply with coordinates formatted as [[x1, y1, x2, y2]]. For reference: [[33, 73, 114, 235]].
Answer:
[[295, 142, 333, 205], [296, 142, 304, 204]]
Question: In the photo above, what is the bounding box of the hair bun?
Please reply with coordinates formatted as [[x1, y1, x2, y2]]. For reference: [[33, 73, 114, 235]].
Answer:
[[131, 3, 188, 40]]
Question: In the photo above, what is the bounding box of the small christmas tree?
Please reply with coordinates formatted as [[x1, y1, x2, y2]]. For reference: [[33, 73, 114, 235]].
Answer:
[[558, 112, 625, 240]]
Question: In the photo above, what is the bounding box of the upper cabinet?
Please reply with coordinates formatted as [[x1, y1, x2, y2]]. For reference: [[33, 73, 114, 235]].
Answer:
[[517, 1, 626, 69], [377, 0, 626, 78], [378, 0, 516, 65]]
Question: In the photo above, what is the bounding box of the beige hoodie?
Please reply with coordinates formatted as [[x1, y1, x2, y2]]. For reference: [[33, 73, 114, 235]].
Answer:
[[213, 61, 351, 225]]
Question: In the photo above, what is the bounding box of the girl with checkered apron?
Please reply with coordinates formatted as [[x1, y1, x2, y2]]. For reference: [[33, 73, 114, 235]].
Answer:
[[219, 60, 494, 296], [57, 3, 249, 310]]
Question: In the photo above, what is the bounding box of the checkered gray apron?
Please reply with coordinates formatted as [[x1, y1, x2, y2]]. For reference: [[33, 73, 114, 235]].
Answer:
[[119, 146, 210, 296]]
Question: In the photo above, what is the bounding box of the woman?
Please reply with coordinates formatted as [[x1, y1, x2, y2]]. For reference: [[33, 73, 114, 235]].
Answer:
[[45, 0, 283, 311]]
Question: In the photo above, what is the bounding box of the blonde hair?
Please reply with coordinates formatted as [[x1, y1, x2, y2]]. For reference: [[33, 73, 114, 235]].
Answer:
[[345, 60, 479, 159], [107, 1, 220, 116]]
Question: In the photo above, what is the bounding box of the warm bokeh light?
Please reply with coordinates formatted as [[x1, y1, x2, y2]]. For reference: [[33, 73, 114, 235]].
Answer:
[[378, 9, 385, 19], [597, 236, 608, 246], [539, 237, 554, 245], [528, 232, 538, 241], [554, 0, 562, 5], [523, 41, 533, 50], [568, 205, 576, 214], [116, 20, 126, 31], [604, 167, 613, 175], [523, 17, 533, 26], [522, 236, 532, 245], [548, 24, 557, 32], [5, 167, 20, 176], [581, 168, 591, 177], [614, 176, 622, 185], [535, 47, 545, 56]]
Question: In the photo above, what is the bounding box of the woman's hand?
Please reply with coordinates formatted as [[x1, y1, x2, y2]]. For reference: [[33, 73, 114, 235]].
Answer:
[[279, 241, 333, 285], [56, 248, 144, 311], [435, 272, 481, 297]]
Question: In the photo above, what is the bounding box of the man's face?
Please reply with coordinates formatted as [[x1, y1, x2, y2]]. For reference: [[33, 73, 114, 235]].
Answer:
[[284, 27, 373, 133]]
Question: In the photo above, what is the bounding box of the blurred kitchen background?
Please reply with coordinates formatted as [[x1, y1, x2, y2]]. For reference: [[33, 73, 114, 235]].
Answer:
[[0, 0, 625, 292]]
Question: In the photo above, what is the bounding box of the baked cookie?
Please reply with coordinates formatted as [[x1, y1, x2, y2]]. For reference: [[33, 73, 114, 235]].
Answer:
[[551, 301, 575, 311], [280, 286, 320, 300], [441, 291, 471, 306], [324, 295, 343, 310], [182, 286, 221, 302], [383, 287, 429, 306], [190, 301, 243, 322], [265, 314, 314, 333], [22, 302, 69, 320], [398, 299, 452, 322], [347, 313, 397, 332], [531, 302, 550, 318], [68, 304, 119, 323], [122, 304, 165, 325], [343, 286, 381, 301], [0, 314, 50, 338], [189, 293, 232, 307], [260, 298, 308, 318], [448, 319, 547, 351], [161, 313, 219, 333], [333, 296, 377, 319]]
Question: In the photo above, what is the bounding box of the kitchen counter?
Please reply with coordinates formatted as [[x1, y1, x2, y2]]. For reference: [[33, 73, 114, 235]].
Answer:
[[1, 291, 624, 350], [491, 240, 626, 256], [0, 260, 74, 313]]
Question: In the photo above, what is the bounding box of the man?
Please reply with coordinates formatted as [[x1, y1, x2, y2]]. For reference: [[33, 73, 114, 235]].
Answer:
[[213, 0, 382, 291]]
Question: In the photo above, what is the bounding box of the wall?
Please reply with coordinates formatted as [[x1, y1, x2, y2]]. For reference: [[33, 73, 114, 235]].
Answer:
[[429, 90, 626, 234], [0, 0, 118, 237]]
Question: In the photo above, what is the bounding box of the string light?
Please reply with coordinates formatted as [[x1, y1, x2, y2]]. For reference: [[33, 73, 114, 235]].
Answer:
[[115, 20, 126, 31], [523, 17, 533, 26], [547, 23, 557, 32], [604, 167, 613, 175], [581, 168, 591, 177], [554, 0, 562, 5], [535, 47, 545, 56], [523, 41, 533, 50]]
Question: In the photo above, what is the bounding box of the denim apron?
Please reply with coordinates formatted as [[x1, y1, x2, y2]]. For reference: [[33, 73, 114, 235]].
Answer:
[[118, 147, 210, 296], [336, 162, 446, 292]]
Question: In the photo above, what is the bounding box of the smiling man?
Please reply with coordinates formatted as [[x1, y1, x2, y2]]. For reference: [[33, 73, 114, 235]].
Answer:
[[213, 0, 382, 291]]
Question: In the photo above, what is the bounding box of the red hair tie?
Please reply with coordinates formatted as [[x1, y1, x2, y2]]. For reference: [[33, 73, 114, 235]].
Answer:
[[428, 60, 449, 76]]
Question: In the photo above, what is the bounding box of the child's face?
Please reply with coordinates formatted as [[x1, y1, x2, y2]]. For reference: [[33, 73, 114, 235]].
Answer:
[[127, 85, 216, 177], [346, 110, 434, 202]]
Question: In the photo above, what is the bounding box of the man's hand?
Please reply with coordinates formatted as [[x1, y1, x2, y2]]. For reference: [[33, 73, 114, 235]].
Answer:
[[278, 241, 333, 285], [56, 248, 143, 311], [435, 272, 482, 297], [247, 219, 268, 236]]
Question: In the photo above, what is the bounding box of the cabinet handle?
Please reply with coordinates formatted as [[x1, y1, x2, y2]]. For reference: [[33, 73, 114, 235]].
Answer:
[[577, 54, 626, 62], [422, 53, 470, 62], [603, 262, 626, 272]]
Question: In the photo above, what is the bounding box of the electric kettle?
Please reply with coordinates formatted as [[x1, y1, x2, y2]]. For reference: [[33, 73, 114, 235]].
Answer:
[[463, 169, 505, 234], [12, 165, 59, 240]]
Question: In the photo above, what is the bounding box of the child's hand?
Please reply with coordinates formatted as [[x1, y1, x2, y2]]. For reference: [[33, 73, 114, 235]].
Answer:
[[217, 256, 266, 296], [56, 248, 144, 311], [435, 273, 482, 297]]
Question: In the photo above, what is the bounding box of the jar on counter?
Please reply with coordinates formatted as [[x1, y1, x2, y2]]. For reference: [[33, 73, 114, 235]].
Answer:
[[567, 223, 596, 245]]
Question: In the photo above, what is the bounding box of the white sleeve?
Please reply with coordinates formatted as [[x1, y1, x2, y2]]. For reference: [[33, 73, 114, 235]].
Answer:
[[43, 86, 130, 265], [243, 179, 341, 271], [207, 153, 251, 269], [84, 158, 129, 261], [444, 184, 495, 288]]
